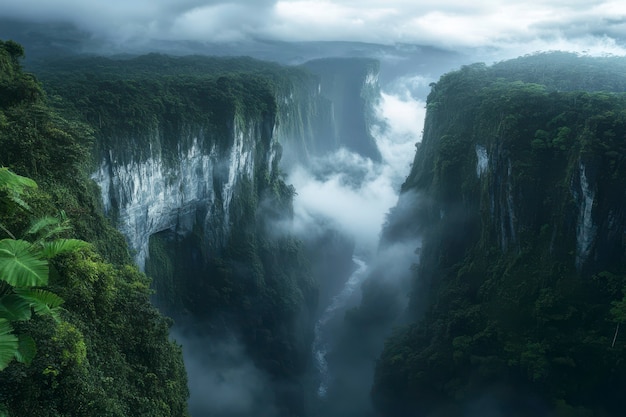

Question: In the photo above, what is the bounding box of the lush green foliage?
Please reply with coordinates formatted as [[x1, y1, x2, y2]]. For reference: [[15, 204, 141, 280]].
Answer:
[[0, 170, 88, 371], [32, 49, 321, 415], [30, 54, 316, 165], [374, 53, 626, 416], [0, 40, 188, 417]]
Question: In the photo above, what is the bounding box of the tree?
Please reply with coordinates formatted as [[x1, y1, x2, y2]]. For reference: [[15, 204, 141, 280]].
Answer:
[[1, 40, 24, 62]]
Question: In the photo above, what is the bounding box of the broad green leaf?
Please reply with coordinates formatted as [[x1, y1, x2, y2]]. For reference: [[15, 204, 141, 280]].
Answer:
[[41, 239, 89, 259], [0, 319, 18, 371], [15, 335, 36, 365], [0, 294, 32, 321], [13, 288, 64, 322], [0, 239, 48, 286]]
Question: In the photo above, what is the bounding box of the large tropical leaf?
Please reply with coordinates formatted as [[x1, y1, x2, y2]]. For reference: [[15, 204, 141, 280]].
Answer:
[[41, 239, 89, 259], [0, 294, 32, 321], [13, 288, 64, 321], [0, 239, 48, 286], [0, 318, 18, 371], [14, 334, 36, 365], [13, 287, 64, 308]]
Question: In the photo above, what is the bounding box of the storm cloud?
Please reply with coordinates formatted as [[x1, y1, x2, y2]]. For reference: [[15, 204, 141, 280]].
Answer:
[[1, 0, 625, 56]]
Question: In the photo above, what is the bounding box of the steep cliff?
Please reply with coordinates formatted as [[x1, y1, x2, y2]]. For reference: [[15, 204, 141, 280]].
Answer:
[[33, 53, 382, 416], [372, 53, 626, 416], [294, 58, 381, 163], [0, 41, 188, 417]]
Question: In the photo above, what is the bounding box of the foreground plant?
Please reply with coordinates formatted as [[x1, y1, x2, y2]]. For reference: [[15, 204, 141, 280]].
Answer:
[[0, 167, 88, 370]]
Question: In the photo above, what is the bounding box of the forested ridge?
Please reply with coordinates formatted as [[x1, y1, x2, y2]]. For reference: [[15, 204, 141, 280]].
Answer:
[[29, 46, 324, 416], [373, 52, 626, 416], [0, 40, 188, 416], [29, 54, 302, 163], [12, 47, 385, 416]]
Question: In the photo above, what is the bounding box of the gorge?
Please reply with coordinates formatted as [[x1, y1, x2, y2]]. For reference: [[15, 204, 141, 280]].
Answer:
[[2, 37, 626, 417], [29, 51, 418, 417]]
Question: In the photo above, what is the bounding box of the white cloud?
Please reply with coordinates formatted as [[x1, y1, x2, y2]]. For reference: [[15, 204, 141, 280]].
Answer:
[[288, 152, 395, 253], [286, 80, 424, 255], [374, 91, 425, 177], [1, 0, 625, 55]]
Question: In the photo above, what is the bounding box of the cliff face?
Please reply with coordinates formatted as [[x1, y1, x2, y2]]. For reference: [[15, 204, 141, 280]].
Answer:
[[274, 57, 381, 166], [373, 54, 626, 416], [91, 115, 274, 268], [34, 54, 382, 416], [0, 41, 189, 417], [38, 55, 382, 270]]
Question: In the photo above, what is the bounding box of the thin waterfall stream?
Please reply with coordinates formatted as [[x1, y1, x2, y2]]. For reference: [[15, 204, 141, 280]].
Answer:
[[312, 257, 368, 398]]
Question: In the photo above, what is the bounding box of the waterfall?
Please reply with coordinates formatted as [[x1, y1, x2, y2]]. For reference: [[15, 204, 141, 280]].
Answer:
[[312, 257, 368, 398], [475, 144, 489, 177], [576, 163, 595, 269]]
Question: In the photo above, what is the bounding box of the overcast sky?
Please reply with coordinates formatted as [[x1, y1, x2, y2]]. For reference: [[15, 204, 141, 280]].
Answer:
[[2, 0, 625, 56]]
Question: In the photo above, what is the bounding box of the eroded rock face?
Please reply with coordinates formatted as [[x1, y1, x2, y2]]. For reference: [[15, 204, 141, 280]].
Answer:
[[92, 121, 259, 269], [91, 57, 382, 270], [85, 56, 383, 416]]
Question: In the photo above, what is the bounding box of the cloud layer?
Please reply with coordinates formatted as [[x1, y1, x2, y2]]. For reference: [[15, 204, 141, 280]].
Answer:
[[2, 0, 626, 55], [287, 79, 425, 255]]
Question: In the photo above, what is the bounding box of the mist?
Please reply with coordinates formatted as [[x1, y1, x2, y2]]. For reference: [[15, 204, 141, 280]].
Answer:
[[288, 77, 426, 255], [173, 331, 280, 417], [271, 69, 429, 416]]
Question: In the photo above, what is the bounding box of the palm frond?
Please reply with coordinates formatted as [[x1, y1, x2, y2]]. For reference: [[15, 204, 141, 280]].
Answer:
[[41, 239, 89, 259], [26, 216, 61, 237], [27, 217, 73, 244], [13, 288, 64, 322], [6, 194, 31, 212], [13, 288, 64, 310], [0, 239, 48, 287], [0, 318, 18, 371]]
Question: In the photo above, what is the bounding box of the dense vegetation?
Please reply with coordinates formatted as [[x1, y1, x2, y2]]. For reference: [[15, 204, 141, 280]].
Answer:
[[372, 53, 626, 416], [30, 53, 381, 169], [30, 51, 326, 415], [31, 55, 290, 163], [0, 40, 188, 416]]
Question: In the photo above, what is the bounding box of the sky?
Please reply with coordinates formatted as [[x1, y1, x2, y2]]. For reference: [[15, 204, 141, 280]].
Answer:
[[2, 0, 626, 56]]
